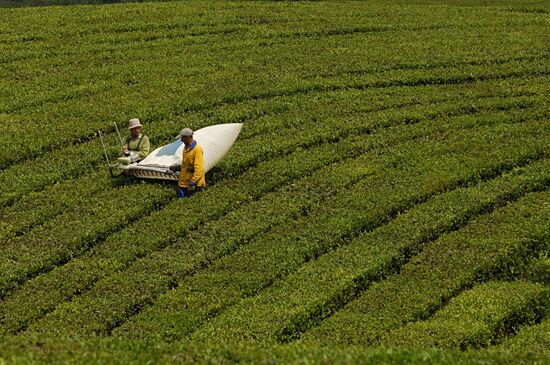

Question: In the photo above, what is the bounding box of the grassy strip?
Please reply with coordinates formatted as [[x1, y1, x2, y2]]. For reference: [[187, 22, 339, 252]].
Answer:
[[303, 191, 550, 346], [94, 120, 550, 343], [180, 159, 550, 345], [0, 0, 153, 8], [380, 281, 548, 349]]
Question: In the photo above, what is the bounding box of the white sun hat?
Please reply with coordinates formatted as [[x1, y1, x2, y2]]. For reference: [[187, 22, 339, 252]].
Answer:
[[128, 118, 142, 129]]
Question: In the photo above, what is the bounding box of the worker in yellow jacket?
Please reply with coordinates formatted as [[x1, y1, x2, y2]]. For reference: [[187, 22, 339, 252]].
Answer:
[[170, 128, 205, 198]]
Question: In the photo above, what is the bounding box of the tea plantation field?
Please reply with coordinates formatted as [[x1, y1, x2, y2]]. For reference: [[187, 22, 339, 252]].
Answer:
[[0, 0, 549, 363]]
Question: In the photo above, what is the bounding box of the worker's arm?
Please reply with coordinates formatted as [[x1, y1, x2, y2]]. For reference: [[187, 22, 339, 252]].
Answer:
[[191, 146, 204, 184], [137, 136, 150, 159]]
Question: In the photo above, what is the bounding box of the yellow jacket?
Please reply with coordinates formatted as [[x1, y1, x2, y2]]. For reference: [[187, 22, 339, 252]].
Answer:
[[178, 141, 206, 188]]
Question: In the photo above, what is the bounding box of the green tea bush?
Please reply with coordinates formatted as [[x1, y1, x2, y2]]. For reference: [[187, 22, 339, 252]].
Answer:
[[0, 0, 547, 168], [1, 78, 544, 208], [2, 93, 540, 308]]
